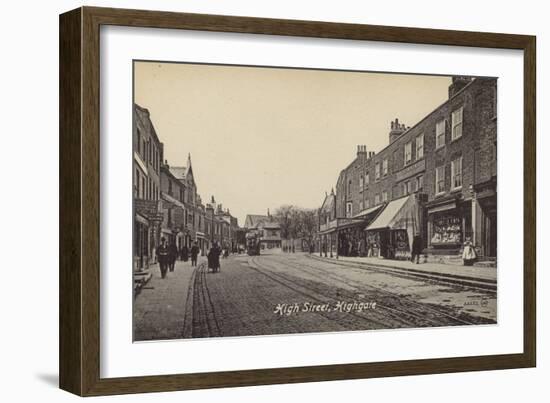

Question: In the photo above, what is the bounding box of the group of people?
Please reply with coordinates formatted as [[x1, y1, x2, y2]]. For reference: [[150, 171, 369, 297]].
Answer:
[[155, 238, 200, 279], [155, 237, 229, 278]]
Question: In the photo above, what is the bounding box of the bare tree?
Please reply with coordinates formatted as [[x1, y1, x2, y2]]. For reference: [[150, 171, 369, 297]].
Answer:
[[273, 205, 294, 240], [274, 205, 318, 252]]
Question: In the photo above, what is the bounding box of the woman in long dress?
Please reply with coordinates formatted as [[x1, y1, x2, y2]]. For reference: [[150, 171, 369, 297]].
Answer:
[[462, 238, 477, 266]]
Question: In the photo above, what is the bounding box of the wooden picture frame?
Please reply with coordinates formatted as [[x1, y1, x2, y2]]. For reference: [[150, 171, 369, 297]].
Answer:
[[59, 6, 536, 396]]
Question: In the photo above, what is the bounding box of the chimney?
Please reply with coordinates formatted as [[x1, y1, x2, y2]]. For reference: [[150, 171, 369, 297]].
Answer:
[[448, 76, 473, 98], [356, 145, 367, 158], [389, 118, 407, 143]]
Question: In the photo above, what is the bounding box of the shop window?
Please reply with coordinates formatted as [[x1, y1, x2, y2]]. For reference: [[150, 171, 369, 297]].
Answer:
[[431, 213, 462, 246], [435, 165, 445, 195], [404, 142, 412, 165], [452, 156, 463, 189], [436, 119, 445, 149], [416, 134, 424, 159], [451, 106, 463, 141]]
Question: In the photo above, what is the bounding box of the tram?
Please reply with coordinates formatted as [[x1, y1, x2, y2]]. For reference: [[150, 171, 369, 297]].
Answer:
[[245, 231, 261, 256]]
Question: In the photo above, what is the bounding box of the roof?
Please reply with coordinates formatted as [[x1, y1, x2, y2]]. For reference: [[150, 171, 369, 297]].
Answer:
[[320, 192, 335, 213], [352, 204, 383, 219], [169, 166, 187, 180], [245, 214, 269, 228], [366, 195, 416, 231]]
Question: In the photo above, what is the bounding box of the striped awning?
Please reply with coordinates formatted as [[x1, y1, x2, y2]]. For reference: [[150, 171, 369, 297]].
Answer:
[[366, 195, 418, 231]]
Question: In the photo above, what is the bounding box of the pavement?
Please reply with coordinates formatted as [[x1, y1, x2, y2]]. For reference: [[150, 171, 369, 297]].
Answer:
[[133, 257, 205, 341], [308, 254, 497, 290]]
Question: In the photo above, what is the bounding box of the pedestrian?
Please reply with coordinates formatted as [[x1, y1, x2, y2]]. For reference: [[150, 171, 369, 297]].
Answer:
[[208, 242, 222, 273], [411, 232, 423, 264], [168, 240, 177, 272], [462, 238, 477, 266], [181, 244, 189, 262], [190, 241, 200, 267], [155, 237, 170, 279]]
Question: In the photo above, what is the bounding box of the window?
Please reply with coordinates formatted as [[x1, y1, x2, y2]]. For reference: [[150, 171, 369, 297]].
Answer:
[[346, 202, 353, 218], [416, 175, 424, 192], [359, 175, 364, 191], [404, 142, 412, 165], [375, 193, 380, 205], [168, 179, 173, 196], [359, 200, 364, 211], [382, 191, 388, 202], [135, 169, 140, 197], [141, 177, 146, 199], [348, 180, 352, 197], [365, 172, 370, 187], [403, 181, 411, 196], [383, 158, 388, 176], [451, 156, 463, 189], [416, 134, 424, 159], [436, 120, 445, 149], [435, 165, 445, 194], [366, 199, 370, 209], [375, 163, 380, 180], [451, 106, 463, 140]]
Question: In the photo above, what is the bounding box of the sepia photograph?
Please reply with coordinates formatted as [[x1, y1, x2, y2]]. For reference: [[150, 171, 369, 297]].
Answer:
[[132, 61, 498, 341]]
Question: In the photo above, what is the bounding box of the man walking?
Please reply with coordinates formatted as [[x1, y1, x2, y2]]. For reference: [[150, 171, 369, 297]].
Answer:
[[156, 237, 170, 279], [411, 232, 423, 264], [190, 241, 200, 267], [168, 240, 178, 272]]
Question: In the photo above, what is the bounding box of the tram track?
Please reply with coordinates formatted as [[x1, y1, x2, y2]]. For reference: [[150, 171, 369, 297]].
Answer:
[[185, 262, 222, 338], [253, 254, 486, 328], [275, 255, 482, 326]]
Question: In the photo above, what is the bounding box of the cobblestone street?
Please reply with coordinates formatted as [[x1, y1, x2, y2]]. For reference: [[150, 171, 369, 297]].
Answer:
[[134, 251, 496, 341]]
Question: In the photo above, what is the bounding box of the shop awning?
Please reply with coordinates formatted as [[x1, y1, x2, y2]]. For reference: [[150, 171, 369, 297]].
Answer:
[[366, 195, 418, 231]]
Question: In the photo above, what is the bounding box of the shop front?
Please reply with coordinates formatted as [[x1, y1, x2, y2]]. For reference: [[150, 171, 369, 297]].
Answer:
[[426, 196, 471, 256], [134, 199, 163, 271], [365, 195, 421, 260]]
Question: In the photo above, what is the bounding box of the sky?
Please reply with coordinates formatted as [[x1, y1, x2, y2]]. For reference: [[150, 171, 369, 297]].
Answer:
[[134, 61, 451, 226]]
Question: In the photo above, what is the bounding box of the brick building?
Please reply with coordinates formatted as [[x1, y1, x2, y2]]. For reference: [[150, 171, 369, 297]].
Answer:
[[323, 76, 497, 263]]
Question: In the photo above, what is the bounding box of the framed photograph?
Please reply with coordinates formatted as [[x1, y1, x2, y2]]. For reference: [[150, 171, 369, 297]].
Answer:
[[59, 6, 536, 396]]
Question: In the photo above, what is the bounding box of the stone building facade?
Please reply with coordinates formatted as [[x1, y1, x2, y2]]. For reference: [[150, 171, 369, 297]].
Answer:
[[133, 104, 164, 271], [134, 103, 241, 266]]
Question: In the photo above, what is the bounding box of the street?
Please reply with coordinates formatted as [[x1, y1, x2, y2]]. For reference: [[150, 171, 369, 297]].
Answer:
[[133, 251, 496, 341]]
